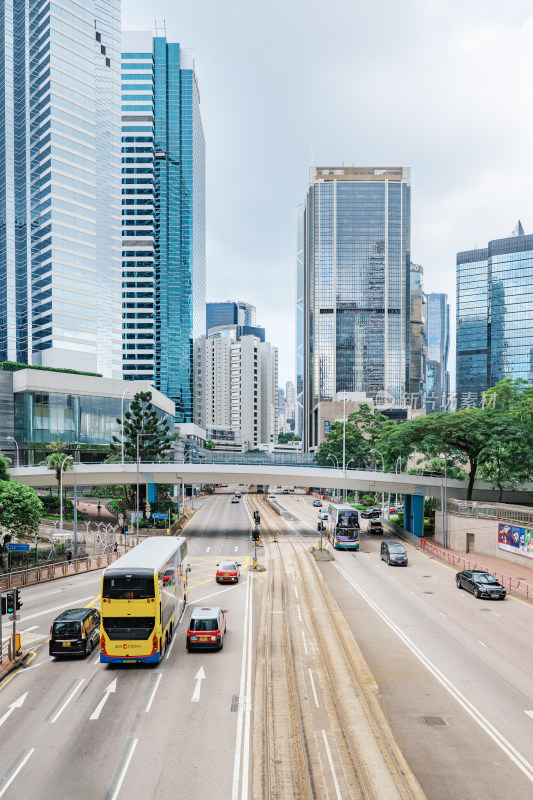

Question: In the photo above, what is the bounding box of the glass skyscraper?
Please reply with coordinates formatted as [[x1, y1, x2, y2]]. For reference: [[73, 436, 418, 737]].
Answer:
[[425, 292, 449, 412], [302, 166, 411, 449], [0, 0, 122, 376], [121, 31, 205, 423], [408, 263, 426, 409], [457, 225, 533, 405]]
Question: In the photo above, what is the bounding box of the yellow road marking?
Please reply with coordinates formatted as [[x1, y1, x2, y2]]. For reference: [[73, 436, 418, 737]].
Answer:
[[85, 595, 100, 609], [0, 650, 37, 693]]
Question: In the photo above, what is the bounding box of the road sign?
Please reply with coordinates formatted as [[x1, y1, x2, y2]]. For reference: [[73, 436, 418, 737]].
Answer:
[[6, 543, 30, 552], [145, 503, 151, 511], [118, 513, 124, 522], [151, 513, 167, 519]]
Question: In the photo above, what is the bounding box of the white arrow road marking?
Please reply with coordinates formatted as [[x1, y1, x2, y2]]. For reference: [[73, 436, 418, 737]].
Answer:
[[90, 678, 117, 720], [206, 547, 211, 552], [191, 666, 205, 702], [0, 693, 28, 729], [234, 546, 238, 551]]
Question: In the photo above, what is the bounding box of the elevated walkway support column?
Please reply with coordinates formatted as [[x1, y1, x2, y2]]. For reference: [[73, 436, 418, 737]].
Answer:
[[403, 492, 425, 537]]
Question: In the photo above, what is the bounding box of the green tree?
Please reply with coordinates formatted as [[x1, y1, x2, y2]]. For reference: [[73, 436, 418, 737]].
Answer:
[[278, 432, 301, 444], [204, 439, 215, 451], [0, 452, 10, 481], [380, 407, 533, 500], [0, 481, 43, 543], [314, 419, 368, 468], [110, 391, 172, 462], [41, 451, 73, 496]]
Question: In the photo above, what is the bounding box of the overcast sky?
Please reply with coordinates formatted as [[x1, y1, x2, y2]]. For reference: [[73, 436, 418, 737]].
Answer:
[[123, 0, 533, 389]]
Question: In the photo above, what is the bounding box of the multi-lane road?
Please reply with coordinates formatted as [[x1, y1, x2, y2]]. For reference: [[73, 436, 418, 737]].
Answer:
[[0, 489, 255, 800], [1, 487, 533, 799], [277, 491, 533, 800]]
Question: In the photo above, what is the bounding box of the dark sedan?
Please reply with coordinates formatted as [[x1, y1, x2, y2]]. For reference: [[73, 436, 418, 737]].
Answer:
[[455, 570, 506, 600], [367, 519, 383, 535], [361, 508, 381, 519]]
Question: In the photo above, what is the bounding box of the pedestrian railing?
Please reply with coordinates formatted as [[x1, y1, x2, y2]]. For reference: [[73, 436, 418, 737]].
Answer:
[[0, 551, 122, 592], [420, 540, 533, 601], [439, 497, 533, 526]]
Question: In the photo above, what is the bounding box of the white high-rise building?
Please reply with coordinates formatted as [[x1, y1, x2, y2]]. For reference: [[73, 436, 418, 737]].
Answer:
[[205, 333, 278, 450], [0, 0, 122, 376]]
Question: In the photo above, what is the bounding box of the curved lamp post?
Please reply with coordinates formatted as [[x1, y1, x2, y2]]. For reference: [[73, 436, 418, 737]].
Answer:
[[370, 448, 385, 518], [60, 454, 74, 536]]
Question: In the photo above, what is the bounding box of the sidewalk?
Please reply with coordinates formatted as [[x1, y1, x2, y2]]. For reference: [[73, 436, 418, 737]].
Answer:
[[421, 539, 533, 601]]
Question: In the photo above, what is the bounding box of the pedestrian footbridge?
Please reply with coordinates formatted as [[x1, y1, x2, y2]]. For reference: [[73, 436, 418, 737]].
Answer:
[[9, 462, 533, 538]]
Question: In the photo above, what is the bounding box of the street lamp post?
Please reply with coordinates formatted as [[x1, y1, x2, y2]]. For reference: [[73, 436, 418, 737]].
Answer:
[[370, 448, 385, 519], [6, 436, 19, 468], [136, 431, 152, 547], [344, 457, 355, 504], [326, 454, 338, 500], [60, 455, 73, 537], [121, 389, 132, 465], [395, 456, 402, 508]]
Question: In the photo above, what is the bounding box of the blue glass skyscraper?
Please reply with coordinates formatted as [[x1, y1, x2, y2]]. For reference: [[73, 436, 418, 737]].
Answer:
[[0, 0, 122, 376], [457, 224, 533, 406], [121, 31, 205, 422], [425, 292, 449, 412], [302, 167, 411, 449]]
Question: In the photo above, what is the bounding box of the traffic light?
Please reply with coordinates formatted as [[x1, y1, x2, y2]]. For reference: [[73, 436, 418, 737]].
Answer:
[[1, 596, 6, 615], [252, 528, 259, 542], [6, 592, 15, 614], [120, 525, 125, 536], [253, 510, 260, 525], [14, 588, 22, 611]]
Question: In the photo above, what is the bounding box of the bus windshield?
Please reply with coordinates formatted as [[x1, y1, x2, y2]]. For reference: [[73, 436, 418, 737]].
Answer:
[[102, 574, 155, 599], [338, 511, 358, 527]]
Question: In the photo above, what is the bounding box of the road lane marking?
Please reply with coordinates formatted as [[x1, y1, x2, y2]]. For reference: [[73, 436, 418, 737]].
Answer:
[[206, 547, 211, 552], [440, 612, 446, 617], [297, 604, 302, 622], [478, 641, 487, 647], [22, 626, 38, 633], [333, 561, 533, 784], [321, 731, 342, 800], [242, 571, 253, 800], [232, 570, 251, 800], [105, 738, 138, 800], [165, 633, 177, 660], [294, 586, 299, 599], [524, 710, 533, 720], [308, 669, 319, 708], [24, 657, 53, 671], [90, 678, 117, 720], [16, 596, 94, 624], [0, 748, 34, 799], [191, 667, 205, 703], [48, 679, 85, 724], [193, 580, 247, 606], [0, 692, 28, 728], [145, 674, 162, 713], [301, 630, 308, 655]]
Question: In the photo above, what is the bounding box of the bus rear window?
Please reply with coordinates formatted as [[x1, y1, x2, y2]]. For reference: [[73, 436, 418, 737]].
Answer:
[[190, 618, 218, 631], [103, 574, 154, 599], [103, 617, 155, 640]]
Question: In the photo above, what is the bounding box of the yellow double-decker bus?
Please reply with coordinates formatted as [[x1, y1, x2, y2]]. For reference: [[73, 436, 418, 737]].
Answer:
[[100, 536, 188, 664]]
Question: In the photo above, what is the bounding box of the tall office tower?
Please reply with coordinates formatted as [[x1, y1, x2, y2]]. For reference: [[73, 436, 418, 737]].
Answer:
[[285, 380, 295, 405], [121, 31, 205, 421], [408, 263, 426, 409], [295, 203, 304, 437], [425, 292, 449, 412], [301, 167, 411, 450], [0, 0, 122, 376], [205, 334, 278, 449], [457, 223, 533, 406], [206, 301, 257, 334]]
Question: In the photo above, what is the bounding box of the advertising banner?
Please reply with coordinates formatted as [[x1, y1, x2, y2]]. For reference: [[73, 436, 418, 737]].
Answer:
[[498, 523, 533, 559]]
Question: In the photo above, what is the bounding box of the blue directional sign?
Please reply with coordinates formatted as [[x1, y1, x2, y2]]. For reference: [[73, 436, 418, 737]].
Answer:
[[6, 543, 30, 552], [151, 513, 168, 519]]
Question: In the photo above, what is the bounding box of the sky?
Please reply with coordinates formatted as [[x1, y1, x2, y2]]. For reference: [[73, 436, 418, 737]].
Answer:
[[123, 0, 533, 389]]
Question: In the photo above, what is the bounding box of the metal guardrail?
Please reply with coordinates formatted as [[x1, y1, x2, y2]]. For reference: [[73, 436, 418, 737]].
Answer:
[[420, 540, 533, 601], [0, 552, 121, 592], [439, 498, 533, 526]]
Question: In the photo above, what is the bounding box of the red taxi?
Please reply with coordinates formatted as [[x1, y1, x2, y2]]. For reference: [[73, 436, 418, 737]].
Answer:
[[216, 559, 241, 583], [186, 606, 227, 651]]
